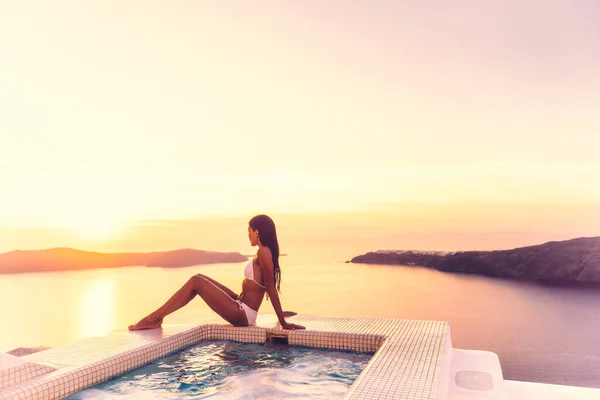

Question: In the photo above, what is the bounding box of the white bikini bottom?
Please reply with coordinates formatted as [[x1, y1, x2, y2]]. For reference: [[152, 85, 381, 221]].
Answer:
[[235, 300, 258, 326]]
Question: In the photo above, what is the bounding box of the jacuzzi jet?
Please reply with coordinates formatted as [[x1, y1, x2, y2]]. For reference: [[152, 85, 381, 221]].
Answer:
[[265, 332, 289, 347]]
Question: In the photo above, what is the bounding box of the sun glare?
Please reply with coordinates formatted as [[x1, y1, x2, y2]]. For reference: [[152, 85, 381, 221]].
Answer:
[[56, 211, 127, 241], [74, 218, 124, 240]]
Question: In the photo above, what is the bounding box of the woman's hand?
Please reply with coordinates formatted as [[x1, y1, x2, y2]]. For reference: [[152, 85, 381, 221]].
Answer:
[[283, 311, 297, 317], [281, 321, 305, 330]]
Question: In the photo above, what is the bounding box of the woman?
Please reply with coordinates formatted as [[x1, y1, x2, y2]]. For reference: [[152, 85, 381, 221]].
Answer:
[[129, 215, 305, 331]]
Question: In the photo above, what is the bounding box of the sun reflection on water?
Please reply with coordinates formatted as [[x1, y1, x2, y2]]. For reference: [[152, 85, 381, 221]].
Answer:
[[78, 279, 116, 340]]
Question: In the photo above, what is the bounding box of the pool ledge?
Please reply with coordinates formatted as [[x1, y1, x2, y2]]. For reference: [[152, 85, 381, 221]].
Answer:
[[0, 314, 449, 400]]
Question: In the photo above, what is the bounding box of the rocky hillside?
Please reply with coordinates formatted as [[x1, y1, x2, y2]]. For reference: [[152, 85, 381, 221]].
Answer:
[[350, 237, 600, 283]]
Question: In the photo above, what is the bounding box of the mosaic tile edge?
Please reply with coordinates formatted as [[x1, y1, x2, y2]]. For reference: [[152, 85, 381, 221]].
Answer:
[[0, 315, 449, 400]]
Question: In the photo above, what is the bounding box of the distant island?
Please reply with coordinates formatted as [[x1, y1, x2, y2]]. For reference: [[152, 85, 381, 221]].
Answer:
[[350, 237, 600, 283], [0, 248, 248, 274]]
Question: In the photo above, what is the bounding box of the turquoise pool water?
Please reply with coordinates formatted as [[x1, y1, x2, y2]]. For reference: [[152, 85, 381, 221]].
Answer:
[[67, 340, 372, 399]]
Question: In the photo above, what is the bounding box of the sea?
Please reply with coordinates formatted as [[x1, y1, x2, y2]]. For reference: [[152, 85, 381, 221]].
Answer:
[[1, 252, 599, 388]]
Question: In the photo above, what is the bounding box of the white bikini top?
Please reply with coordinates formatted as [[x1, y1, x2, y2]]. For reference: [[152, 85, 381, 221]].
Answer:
[[244, 259, 266, 289]]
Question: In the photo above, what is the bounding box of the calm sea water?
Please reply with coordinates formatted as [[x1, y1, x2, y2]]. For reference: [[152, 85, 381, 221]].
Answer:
[[1, 254, 599, 388]]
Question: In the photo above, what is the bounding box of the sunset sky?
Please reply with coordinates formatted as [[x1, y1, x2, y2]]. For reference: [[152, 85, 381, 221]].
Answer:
[[1, 1, 599, 253]]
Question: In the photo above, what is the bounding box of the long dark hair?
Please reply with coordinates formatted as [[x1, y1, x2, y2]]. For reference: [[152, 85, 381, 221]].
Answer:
[[249, 214, 281, 293]]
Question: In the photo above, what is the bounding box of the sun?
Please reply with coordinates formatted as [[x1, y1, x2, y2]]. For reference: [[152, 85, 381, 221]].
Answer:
[[74, 218, 124, 240], [58, 212, 127, 241]]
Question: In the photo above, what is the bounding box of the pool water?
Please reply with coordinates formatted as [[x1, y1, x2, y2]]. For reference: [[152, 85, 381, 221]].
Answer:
[[67, 340, 373, 399]]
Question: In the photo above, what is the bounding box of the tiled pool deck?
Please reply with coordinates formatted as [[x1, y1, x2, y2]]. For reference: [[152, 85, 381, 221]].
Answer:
[[0, 314, 450, 400]]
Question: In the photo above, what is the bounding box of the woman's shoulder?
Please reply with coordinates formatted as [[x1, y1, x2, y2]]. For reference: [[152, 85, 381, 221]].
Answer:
[[257, 246, 272, 256], [256, 247, 272, 264]]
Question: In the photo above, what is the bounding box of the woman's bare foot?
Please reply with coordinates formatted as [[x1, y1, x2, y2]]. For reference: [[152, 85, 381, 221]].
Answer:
[[128, 314, 163, 331], [283, 311, 297, 318]]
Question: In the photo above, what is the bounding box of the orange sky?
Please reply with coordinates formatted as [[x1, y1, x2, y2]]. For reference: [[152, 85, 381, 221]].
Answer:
[[1, 1, 599, 252]]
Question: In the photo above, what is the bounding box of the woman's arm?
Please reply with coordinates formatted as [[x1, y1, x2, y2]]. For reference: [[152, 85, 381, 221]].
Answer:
[[257, 247, 305, 330]]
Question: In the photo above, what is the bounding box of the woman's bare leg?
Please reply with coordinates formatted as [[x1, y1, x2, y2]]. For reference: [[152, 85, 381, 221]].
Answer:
[[129, 275, 247, 330], [196, 273, 239, 300]]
